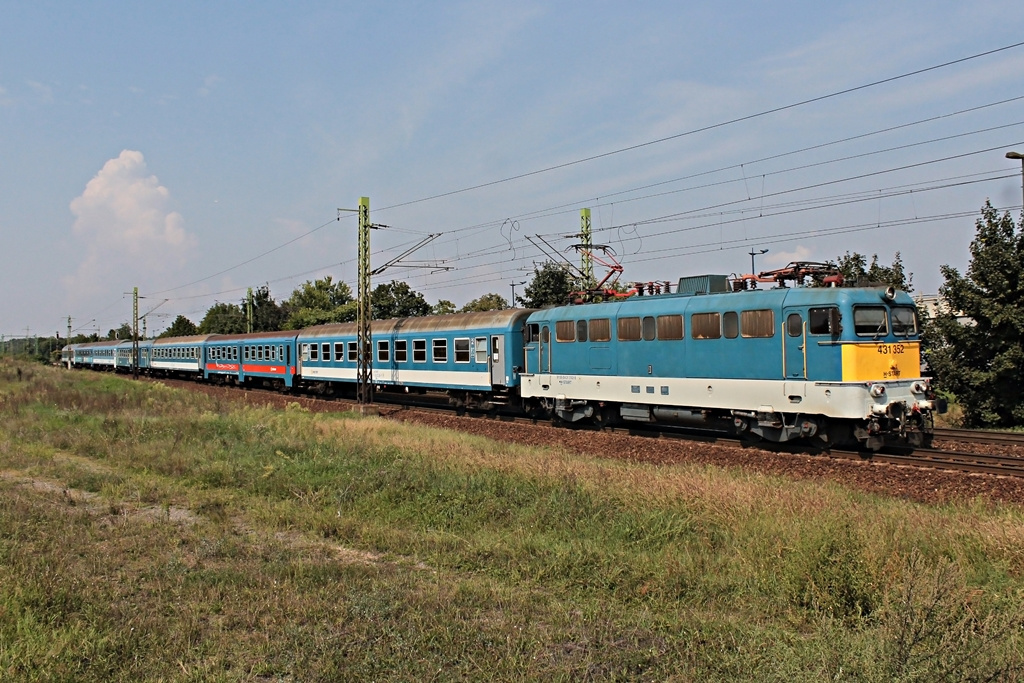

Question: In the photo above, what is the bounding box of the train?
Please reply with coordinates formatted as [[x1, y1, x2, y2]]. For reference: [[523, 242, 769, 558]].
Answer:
[[62, 267, 944, 450]]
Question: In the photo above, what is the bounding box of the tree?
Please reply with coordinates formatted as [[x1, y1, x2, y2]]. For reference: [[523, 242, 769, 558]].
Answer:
[[926, 202, 1024, 427], [371, 280, 431, 319], [459, 293, 508, 312], [248, 285, 287, 332], [198, 302, 246, 334], [518, 262, 576, 308], [106, 323, 133, 340], [159, 315, 198, 338], [431, 299, 457, 316], [283, 276, 355, 329], [833, 251, 913, 292]]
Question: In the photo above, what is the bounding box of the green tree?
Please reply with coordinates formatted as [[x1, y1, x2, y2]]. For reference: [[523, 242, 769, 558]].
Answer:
[[833, 251, 913, 292], [926, 202, 1024, 427], [432, 299, 457, 315], [283, 276, 355, 329], [372, 280, 431, 319], [159, 315, 199, 338], [518, 262, 576, 308], [248, 285, 287, 332], [106, 323, 133, 340], [459, 293, 508, 312], [198, 302, 246, 334]]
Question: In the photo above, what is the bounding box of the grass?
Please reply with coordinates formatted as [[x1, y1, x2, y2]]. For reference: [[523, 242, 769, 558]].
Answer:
[[1, 360, 1022, 680]]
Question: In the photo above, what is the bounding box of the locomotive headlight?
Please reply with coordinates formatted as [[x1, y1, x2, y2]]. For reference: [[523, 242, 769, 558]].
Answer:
[[869, 384, 886, 398], [911, 381, 928, 394]]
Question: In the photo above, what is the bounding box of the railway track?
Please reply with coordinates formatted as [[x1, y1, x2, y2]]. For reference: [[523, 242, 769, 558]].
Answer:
[[140, 376, 1024, 480]]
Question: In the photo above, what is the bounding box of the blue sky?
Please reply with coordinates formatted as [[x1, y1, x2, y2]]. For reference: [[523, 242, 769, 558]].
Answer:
[[2, 1, 1023, 338]]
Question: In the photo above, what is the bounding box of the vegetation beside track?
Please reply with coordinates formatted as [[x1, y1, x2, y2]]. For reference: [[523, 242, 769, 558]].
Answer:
[[1, 362, 1023, 681]]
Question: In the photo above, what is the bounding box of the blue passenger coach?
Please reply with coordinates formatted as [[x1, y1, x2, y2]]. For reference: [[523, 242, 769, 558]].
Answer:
[[520, 275, 935, 449], [297, 310, 534, 406], [204, 331, 298, 388]]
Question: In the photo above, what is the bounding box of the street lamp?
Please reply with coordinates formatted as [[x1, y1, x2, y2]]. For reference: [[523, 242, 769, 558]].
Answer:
[[1007, 151, 1024, 212], [510, 280, 526, 307], [748, 248, 768, 275]]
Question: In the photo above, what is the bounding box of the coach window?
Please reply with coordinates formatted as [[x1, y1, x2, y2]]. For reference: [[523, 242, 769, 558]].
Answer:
[[455, 338, 470, 363], [258, 346, 265, 361], [432, 339, 447, 363], [395, 340, 408, 363], [691, 312, 722, 339], [590, 318, 611, 342], [346, 341, 357, 362], [377, 340, 390, 363], [642, 316, 656, 341], [556, 320, 575, 342], [891, 306, 918, 336], [657, 315, 683, 340], [321, 343, 330, 362], [853, 306, 888, 337], [334, 342, 344, 362], [413, 339, 427, 363], [741, 310, 775, 338], [310, 343, 319, 361], [618, 317, 641, 341], [723, 312, 739, 339], [787, 313, 803, 337], [475, 337, 488, 363], [576, 320, 588, 342]]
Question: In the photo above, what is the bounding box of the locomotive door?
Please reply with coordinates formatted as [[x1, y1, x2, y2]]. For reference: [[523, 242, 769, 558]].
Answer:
[[783, 309, 807, 386]]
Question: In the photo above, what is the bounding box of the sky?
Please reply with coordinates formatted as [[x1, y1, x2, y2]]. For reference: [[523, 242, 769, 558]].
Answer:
[[2, 1, 1024, 339]]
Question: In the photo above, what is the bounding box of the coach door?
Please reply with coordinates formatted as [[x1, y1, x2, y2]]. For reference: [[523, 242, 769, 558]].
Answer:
[[490, 335, 504, 386]]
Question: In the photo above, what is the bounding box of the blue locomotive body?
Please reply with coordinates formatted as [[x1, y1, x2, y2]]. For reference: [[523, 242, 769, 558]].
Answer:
[[520, 276, 935, 448]]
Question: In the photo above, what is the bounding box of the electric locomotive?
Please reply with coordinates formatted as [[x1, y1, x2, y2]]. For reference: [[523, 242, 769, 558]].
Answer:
[[519, 272, 940, 450]]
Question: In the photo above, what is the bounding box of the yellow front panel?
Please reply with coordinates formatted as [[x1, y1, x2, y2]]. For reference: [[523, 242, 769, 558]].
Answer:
[[841, 341, 921, 382]]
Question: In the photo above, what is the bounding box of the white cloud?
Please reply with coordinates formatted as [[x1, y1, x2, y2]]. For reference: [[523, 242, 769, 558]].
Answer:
[[198, 74, 222, 96], [65, 150, 196, 301]]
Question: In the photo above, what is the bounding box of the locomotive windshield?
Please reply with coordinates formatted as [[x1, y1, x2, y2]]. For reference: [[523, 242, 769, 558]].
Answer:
[[853, 306, 888, 337], [891, 306, 918, 336]]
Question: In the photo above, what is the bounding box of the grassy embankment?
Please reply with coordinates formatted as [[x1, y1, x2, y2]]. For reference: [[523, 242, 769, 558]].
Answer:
[[0, 362, 1022, 681]]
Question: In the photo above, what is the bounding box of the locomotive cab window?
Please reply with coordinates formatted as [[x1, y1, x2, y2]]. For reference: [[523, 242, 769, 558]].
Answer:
[[854, 306, 888, 337], [809, 307, 841, 336], [891, 306, 918, 336], [526, 324, 540, 343], [787, 313, 803, 337]]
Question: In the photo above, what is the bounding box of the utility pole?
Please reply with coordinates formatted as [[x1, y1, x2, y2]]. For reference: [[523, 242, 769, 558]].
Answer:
[[580, 208, 593, 290], [510, 280, 526, 307], [357, 197, 373, 406], [247, 287, 254, 333], [132, 286, 139, 379], [67, 316, 72, 343]]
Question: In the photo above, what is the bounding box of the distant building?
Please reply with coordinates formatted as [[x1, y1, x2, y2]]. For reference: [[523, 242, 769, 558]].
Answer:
[[914, 294, 971, 325]]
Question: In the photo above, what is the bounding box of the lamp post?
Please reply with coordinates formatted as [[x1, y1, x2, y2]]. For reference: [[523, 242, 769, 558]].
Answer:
[[510, 280, 526, 307], [1007, 152, 1024, 212], [748, 248, 768, 275]]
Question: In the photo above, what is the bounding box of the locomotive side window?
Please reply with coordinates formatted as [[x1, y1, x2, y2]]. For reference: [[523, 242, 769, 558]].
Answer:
[[854, 306, 888, 337], [541, 326, 550, 344], [590, 318, 611, 342], [809, 307, 841, 336], [691, 312, 721, 339], [576, 320, 588, 342], [891, 306, 918, 336], [432, 339, 447, 363], [723, 312, 739, 339], [787, 313, 803, 337], [618, 317, 641, 341], [454, 338, 470, 363], [526, 323, 540, 343], [413, 339, 426, 363], [556, 320, 575, 342], [741, 310, 775, 338], [657, 315, 683, 340], [395, 340, 408, 363], [638, 319, 655, 344]]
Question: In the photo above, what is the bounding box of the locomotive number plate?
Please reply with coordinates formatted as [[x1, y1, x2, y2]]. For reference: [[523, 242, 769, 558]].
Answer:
[[875, 343, 906, 355]]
